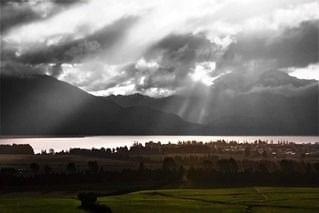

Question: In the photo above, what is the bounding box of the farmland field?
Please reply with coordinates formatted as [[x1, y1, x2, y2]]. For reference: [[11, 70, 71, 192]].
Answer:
[[1, 187, 319, 213]]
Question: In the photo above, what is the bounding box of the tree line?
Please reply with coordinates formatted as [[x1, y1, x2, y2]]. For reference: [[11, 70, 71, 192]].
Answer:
[[1, 157, 319, 190], [0, 144, 34, 154]]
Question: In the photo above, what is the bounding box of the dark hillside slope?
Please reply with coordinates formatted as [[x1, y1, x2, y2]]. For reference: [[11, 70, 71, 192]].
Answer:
[[0, 74, 199, 135]]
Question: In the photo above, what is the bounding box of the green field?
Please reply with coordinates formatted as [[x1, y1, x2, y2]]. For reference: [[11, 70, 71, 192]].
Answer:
[[1, 187, 319, 213]]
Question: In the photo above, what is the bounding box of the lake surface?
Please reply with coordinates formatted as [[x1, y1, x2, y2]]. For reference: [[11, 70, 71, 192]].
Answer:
[[1, 136, 318, 153]]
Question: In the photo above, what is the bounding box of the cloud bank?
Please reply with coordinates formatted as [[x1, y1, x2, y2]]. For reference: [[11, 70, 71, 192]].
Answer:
[[1, 0, 318, 97]]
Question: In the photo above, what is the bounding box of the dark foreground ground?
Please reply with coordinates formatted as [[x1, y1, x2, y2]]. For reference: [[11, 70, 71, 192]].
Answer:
[[1, 187, 319, 213], [1, 142, 319, 212]]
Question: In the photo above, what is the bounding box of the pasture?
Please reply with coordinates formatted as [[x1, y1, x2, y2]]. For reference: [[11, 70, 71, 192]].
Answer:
[[1, 187, 319, 212]]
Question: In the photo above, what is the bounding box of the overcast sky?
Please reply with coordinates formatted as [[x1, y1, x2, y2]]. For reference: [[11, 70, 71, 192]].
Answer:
[[1, 0, 318, 97]]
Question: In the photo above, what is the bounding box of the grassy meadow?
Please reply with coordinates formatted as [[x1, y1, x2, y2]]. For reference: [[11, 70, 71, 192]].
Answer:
[[1, 187, 319, 213]]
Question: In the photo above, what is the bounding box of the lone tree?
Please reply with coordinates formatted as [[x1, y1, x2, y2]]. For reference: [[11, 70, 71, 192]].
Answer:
[[77, 192, 112, 213], [78, 192, 97, 208]]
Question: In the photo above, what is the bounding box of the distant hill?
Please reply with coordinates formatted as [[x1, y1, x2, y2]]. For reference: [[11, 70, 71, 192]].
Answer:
[[0, 74, 200, 135], [106, 71, 319, 135]]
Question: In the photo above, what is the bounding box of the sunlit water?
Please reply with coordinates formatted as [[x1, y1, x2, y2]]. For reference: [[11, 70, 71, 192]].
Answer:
[[0, 136, 318, 153]]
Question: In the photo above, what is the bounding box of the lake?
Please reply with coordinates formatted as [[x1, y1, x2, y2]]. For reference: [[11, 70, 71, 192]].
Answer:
[[0, 136, 318, 153]]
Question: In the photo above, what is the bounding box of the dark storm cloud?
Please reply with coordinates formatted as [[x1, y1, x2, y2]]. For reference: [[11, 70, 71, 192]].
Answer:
[[147, 34, 218, 63], [83, 33, 223, 96], [196, 20, 319, 97], [0, 15, 140, 96], [0, 0, 82, 4], [15, 39, 101, 65], [2, 0, 318, 98], [1, 16, 138, 86], [128, 34, 214, 90], [144, 34, 220, 80], [3, 32, 215, 96], [223, 20, 319, 69], [79, 60, 175, 93], [137, 24, 318, 97], [52, 0, 86, 6], [128, 62, 175, 89], [0, 60, 63, 77], [0, 0, 85, 33], [1, 1, 38, 33], [13, 17, 137, 65], [0, 0, 88, 33]]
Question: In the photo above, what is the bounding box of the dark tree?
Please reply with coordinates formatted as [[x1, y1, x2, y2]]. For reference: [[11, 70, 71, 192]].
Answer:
[[138, 162, 145, 172], [0, 144, 34, 154], [66, 162, 76, 174], [88, 161, 99, 174], [280, 160, 295, 174], [262, 150, 268, 158], [217, 158, 238, 174], [44, 165, 52, 174], [49, 148, 55, 155], [30, 163, 40, 174], [162, 157, 177, 171], [244, 147, 250, 157]]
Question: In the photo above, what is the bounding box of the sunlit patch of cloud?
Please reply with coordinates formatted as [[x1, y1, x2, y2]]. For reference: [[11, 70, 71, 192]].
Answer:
[[283, 63, 319, 81], [189, 61, 216, 86], [90, 80, 136, 96], [135, 58, 159, 72], [188, 61, 231, 87]]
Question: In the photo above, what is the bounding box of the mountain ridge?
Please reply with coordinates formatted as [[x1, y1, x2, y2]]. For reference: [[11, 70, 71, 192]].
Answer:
[[1, 72, 318, 135], [0, 74, 200, 135]]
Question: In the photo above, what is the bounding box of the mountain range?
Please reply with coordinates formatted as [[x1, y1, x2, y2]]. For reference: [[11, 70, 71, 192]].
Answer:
[[106, 70, 319, 135], [1, 70, 318, 135]]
